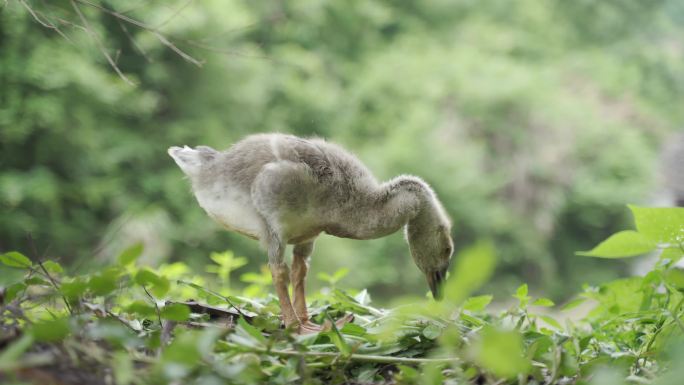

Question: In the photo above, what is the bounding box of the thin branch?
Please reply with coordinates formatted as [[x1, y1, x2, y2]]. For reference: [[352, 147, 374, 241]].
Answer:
[[70, 0, 136, 86], [142, 285, 163, 329], [154, 0, 195, 30], [152, 31, 203, 67], [117, 20, 152, 63], [177, 279, 248, 318], [73, 0, 202, 67], [19, 0, 73, 43], [26, 234, 73, 315]]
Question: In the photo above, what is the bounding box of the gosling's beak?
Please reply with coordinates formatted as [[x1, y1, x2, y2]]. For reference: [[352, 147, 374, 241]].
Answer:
[[427, 268, 447, 300]]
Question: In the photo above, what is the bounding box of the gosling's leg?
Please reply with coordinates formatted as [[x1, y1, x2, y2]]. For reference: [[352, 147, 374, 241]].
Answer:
[[291, 242, 314, 323], [292, 241, 354, 333], [265, 232, 299, 329]]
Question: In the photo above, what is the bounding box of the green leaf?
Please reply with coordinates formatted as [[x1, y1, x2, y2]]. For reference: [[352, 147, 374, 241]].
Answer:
[[463, 295, 493, 312], [161, 304, 191, 321], [61, 279, 88, 300], [89, 269, 120, 296], [135, 268, 170, 297], [239, 317, 266, 343], [475, 326, 530, 378], [326, 313, 351, 356], [117, 243, 143, 266], [422, 323, 442, 340], [561, 297, 587, 311], [514, 284, 530, 307], [113, 351, 134, 385], [629, 205, 684, 244], [532, 298, 555, 307], [4, 282, 26, 302], [577, 230, 657, 258], [125, 301, 157, 317], [444, 240, 496, 304], [30, 317, 71, 342], [0, 334, 34, 371], [0, 251, 32, 268], [659, 247, 684, 264], [161, 330, 202, 367], [42, 260, 63, 274], [664, 269, 684, 290], [538, 315, 562, 329]]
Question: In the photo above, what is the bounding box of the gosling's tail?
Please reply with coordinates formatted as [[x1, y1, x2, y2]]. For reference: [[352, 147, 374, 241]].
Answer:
[[167, 145, 217, 177]]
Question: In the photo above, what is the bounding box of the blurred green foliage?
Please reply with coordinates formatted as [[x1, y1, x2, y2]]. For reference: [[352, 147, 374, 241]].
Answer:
[[1, 206, 683, 384], [1, 0, 683, 301]]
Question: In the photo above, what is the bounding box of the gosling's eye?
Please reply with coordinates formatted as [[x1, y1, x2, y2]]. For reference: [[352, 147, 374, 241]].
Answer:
[[444, 247, 452, 255]]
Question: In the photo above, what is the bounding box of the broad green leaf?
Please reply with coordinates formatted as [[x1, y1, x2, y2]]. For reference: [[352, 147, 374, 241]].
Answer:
[[0, 251, 32, 268], [514, 284, 530, 307], [161, 304, 191, 321], [135, 268, 170, 297], [474, 326, 530, 378], [89, 269, 120, 296], [538, 315, 562, 329], [125, 301, 157, 317], [30, 317, 71, 342], [326, 313, 351, 356], [61, 279, 88, 300], [4, 282, 26, 302], [463, 295, 493, 312], [340, 323, 367, 336], [577, 230, 656, 258], [237, 317, 266, 345], [332, 267, 350, 282], [629, 205, 684, 244], [444, 240, 496, 304], [117, 243, 143, 266], [659, 247, 684, 264], [561, 297, 587, 311], [664, 269, 684, 290], [422, 324, 442, 340], [532, 298, 555, 307], [161, 331, 202, 364], [42, 260, 63, 274]]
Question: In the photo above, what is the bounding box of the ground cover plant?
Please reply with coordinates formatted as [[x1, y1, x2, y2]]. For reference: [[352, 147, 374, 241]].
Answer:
[[1, 205, 683, 385]]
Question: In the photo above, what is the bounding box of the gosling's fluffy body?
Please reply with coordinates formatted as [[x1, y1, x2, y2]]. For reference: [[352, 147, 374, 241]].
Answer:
[[169, 133, 453, 329], [170, 133, 451, 257]]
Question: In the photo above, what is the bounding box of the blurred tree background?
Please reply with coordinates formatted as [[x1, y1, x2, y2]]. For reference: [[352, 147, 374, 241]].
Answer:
[[1, 0, 683, 303]]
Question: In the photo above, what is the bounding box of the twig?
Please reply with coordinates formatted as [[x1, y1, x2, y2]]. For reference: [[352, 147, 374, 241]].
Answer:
[[117, 20, 152, 63], [19, 0, 73, 43], [73, 0, 202, 67], [225, 342, 459, 365], [26, 234, 73, 315], [142, 285, 163, 329], [154, 0, 195, 30], [70, 0, 136, 86], [177, 279, 249, 318]]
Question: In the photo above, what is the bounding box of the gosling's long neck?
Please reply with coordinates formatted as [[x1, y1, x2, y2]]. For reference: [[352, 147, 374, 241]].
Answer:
[[344, 175, 439, 239]]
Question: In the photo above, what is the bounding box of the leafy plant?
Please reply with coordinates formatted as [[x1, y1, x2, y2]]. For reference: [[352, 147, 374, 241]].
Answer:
[[1, 205, 683, 384]]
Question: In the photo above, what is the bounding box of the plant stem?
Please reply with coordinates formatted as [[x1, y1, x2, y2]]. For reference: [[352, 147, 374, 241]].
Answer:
[[226, 342, 459, 364]]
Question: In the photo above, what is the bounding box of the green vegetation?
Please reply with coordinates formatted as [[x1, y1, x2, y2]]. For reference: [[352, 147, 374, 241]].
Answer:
[[1, 205, 683, 384]]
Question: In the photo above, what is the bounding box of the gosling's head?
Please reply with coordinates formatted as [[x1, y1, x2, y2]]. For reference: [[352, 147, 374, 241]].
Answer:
[[405, 197, 453, 300]]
